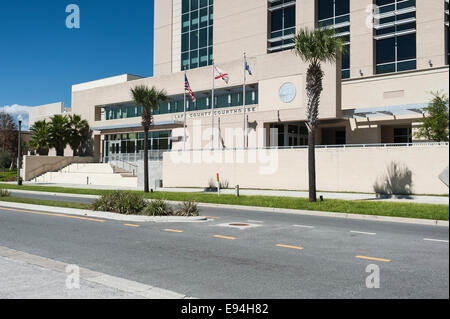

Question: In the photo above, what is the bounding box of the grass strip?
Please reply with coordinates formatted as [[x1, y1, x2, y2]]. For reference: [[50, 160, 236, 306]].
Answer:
[[1, 183, 448, 221], [0, 196, 91, 210]]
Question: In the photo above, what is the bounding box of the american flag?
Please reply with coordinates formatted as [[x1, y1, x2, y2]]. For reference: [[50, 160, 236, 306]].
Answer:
[[184, 74, 197, 102]]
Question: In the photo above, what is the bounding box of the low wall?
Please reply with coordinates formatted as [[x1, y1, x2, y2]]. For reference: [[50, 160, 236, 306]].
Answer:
[[23, 156, 95, 181], [137, 160, 163, 190], [162, 144, 449, 195]]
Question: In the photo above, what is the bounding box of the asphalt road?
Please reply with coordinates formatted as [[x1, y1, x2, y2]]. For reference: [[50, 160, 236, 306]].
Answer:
[[0, 194, 448, 299]]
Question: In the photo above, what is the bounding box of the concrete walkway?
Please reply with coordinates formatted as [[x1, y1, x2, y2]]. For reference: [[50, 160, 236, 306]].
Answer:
[[3, 181, 448, 205], [0, 246, 189, 299]]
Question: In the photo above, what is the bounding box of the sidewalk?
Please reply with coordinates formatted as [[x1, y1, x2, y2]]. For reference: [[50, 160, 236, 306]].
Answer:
[[0, 246, 189, 299], [9, 181, 449, 205], [0, 255, 142, 299]]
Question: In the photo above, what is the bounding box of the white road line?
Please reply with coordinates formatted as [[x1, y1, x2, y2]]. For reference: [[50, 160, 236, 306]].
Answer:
[[293, 225, 314, 229], [247, 220, 263, 223], [424, 238, 449, 243], [350, 231, 377, 235]]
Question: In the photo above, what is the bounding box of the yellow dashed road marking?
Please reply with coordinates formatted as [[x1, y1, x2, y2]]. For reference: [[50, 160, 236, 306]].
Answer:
[[276, 244, 304, 251], [356, 255, 391, 262], [0, 207, 105, 223], [124, 224, 140, 228], [214, 235, 236, 240], [164, 229, 184, 233]]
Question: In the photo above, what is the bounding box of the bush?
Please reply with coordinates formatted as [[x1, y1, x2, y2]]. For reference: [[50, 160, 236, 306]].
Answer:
[[206, 178, 229, 191], [143, 199, 174, 216], [0, 188, 10, 197], [91, 191, 147, 215], [176, 201, 200, 216], [0, 152, 12, 169]]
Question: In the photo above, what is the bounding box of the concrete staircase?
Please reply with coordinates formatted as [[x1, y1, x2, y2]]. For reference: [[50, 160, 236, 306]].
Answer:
[[33, 163, 137, 188]]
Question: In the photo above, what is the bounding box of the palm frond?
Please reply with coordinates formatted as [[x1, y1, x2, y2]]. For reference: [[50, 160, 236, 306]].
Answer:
[[293, 28, 345, 64], [131, 85, 168, 129]]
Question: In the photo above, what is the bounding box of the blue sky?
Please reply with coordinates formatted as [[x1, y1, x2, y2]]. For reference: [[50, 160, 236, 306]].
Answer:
[[0, 1, 155, 129]]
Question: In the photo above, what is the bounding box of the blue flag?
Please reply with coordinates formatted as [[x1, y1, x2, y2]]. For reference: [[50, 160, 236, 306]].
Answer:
[[245, 58, 252, 76]]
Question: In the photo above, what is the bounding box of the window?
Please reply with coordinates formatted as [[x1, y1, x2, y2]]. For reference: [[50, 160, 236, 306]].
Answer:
[[181, 0, 213, 71], [335, 130, 346, 145], [374, 0, 417, 74], [318, 0, 350, 78], [393, 127, 412, 143], [270, 123, 308, 147], [103, 86, 259, 120], [106, 131, 173, 154], [268, 0, 296, 53]]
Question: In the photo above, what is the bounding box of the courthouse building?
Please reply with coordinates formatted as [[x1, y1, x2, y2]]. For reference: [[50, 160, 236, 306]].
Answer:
[[30, 0, 450, 162]]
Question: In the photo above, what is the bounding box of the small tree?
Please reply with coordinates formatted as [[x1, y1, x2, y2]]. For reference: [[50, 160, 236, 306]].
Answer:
[[67, 114, 90, 156], [415, 92, 449, 142], [131, 85, 168, 193], [48, 115, 69, 156], [0, 112, 18, 158], [30, 120, 50, 155], [293, 28, 345, 202]]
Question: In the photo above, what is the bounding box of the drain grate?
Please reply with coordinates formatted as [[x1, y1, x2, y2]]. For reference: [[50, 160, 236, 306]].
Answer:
[[215, 222, 262, 230]]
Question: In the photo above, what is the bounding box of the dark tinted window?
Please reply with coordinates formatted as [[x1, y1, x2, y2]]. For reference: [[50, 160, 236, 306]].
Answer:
[[271, 10, 283, 32], [397, 33, 416, 61], [335, 0, 350, 16], [318, 0, 333, 20], [376, 37, 395, 64]]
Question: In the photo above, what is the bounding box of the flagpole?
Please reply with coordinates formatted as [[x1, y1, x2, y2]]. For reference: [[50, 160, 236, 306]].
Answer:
[[184, 70, 187, 151], [243, 52, 247, 149], [211, 61, 215, 150]]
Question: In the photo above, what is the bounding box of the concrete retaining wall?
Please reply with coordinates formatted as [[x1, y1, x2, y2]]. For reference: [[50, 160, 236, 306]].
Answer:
[[23, 156, 95, 181], [162, 145, 449, 195], [137, 160, 163, 190]]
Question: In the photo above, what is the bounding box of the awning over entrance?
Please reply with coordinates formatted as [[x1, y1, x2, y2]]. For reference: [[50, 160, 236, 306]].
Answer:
[[343, 103, 427, 119], [92, 120, 184, 134]]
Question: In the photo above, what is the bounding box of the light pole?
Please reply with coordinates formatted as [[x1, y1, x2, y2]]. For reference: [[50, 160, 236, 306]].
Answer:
[[17, 115, 22, 186]]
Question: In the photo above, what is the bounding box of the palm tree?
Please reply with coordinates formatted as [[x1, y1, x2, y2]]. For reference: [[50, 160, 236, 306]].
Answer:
[[48, 115, 69, 156], [131, 85, 168, 193], [293, 28, 345, 202], [67, 114, 90, 156], [30, 120, 50, 155]]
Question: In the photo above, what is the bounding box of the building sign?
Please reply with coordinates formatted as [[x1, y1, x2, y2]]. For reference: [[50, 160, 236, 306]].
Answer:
[[173, 106, 257, 120]]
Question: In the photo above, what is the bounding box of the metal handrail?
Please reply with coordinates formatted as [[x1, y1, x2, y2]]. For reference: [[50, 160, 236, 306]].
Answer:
[[167, 142, 449, 153]]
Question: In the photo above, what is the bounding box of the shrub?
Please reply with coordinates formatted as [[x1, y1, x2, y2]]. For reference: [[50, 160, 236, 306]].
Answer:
[[0, 151, 12, 169], [176, 201, 200, 217], [91, 191, 147, 215], [143, 199, 174, 216], [206, 178, 229, 191], [0, 188, 10, 197]]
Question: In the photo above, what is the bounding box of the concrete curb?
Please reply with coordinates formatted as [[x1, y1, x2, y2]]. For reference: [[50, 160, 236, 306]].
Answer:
[[0, 201, 208, 223], [4, 189, 449, 226], [193, 202, 449, 227], [0, 245, 192, 299]]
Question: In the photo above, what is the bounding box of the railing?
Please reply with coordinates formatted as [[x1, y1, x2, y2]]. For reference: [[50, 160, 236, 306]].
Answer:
[[168, 142, 449, 152], [106, 153, 140, 163], [103, 143, 448, 162], [104, 150, 168, 164], [110, 159, 138, 177]]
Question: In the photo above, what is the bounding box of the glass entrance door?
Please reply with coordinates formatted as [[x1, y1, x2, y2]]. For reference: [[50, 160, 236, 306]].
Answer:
[[110, 141, 120, 159]]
